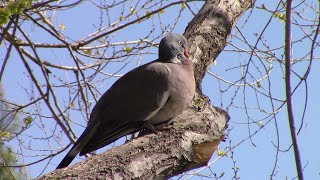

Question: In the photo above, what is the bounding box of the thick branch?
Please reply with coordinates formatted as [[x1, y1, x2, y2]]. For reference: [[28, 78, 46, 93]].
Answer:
[[185, 0, 254, 93], [39, 0, 255, 179], [40, 105, 229, 180]]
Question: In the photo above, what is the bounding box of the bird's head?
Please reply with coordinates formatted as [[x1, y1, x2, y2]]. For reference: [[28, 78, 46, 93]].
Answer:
[[158, 33, 190, 64]]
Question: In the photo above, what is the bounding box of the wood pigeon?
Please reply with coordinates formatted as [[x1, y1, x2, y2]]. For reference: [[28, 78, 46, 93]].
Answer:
[[56, 32, 195, 169]]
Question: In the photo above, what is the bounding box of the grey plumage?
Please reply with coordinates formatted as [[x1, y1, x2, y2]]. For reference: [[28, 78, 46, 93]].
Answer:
[[56, 32, 195, 169]]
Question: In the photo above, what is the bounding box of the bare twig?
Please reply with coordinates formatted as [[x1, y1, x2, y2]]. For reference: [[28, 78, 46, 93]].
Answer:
[[285, 0, 304, 179]]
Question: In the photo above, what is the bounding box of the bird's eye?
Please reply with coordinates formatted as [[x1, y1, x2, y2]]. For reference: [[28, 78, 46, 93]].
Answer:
[[179, 41, 182, 44]]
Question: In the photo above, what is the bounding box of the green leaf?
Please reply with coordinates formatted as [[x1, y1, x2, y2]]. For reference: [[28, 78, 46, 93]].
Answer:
[[217, 149, 227, 157], [59, 24, 66, 30], [256, 81, 262, 88], [0, 0, 32, 26], [124, 46, 132, 53], [83, 49, 92, 55], [130, 7, 135, 14], [24, 116, 32, 125], [182, 3, 187, 10], [0, 8, 11, 26], [145, 10, 152, 19], [4, 132, 11, 138], [194, 97, 205, 106], [0, 131, 11, 139], [257, 120, 263, 127], [16, 38, 23, 44], [218, 172, 225, 178], [159, 9, 165, 14], [274, 12, 286, 22]]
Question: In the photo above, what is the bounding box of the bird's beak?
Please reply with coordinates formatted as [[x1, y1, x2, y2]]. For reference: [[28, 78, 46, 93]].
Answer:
[[184, 49, 190, 59]]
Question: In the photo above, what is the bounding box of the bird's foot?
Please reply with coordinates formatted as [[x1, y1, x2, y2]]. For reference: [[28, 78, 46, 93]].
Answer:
[[143, 122, 171, 134], [154, 123, 171, 131]]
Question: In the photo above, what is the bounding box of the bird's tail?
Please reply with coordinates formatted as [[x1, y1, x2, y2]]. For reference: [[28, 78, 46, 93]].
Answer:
[[56, 144, 80, 169], [56, 122, 100, 169]]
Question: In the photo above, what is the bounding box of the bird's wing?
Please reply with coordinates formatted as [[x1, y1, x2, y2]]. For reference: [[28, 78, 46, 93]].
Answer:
[[79, 121, 137, 156], [79, 61, 171, 155]]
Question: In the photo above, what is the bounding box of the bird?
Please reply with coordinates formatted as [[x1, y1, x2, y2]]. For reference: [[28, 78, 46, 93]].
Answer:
[[56, 32, 195, 169]]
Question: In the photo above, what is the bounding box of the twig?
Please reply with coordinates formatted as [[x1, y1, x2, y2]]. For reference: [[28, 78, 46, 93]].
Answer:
[[284, 0, 304, 179], [0, 15, 18, 82]]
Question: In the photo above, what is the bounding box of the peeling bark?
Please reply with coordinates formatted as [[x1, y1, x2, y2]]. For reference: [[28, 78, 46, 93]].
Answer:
[[39, 0, 255, 179]]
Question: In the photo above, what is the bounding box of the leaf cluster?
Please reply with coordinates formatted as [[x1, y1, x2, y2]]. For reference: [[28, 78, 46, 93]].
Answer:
[[0, 0, 32, 26]]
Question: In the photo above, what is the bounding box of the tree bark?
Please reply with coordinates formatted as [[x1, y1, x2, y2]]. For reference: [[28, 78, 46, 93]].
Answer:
[[39, 0, 255, 179]]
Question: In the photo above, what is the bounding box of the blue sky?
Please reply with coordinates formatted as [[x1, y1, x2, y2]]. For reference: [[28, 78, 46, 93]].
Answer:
[[1, 0, 319, 179]]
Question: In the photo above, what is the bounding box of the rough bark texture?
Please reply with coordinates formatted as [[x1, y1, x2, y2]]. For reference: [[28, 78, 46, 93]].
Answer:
[[41, 106, 228, 180], [39, 0, 255, 179]]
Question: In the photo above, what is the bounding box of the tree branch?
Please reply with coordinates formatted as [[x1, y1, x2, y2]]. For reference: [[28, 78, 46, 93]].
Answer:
[[284, 0, 304, 179], [40, 105, 228, 180]]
